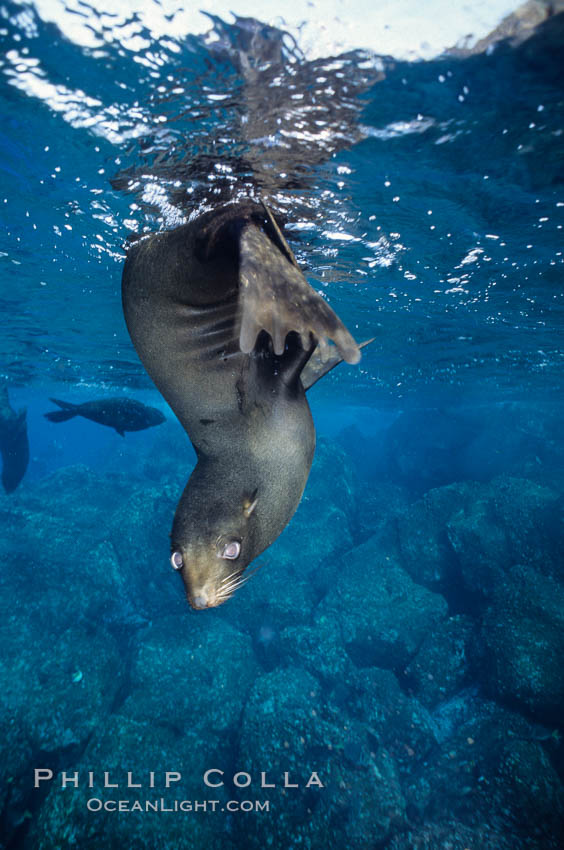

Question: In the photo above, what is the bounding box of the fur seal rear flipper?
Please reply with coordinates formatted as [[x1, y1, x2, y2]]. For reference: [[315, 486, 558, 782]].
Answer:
[[301, 337, 376, 390], [122, 200, 366, 609]]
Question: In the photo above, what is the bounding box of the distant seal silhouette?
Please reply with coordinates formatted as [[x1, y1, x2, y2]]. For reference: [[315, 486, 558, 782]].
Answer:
[[122, 200, 368, 609], [44, 397, 165, 436], [0, 385, 29, 493]]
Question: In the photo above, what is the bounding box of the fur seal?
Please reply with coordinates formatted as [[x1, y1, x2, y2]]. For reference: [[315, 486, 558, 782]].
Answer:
[[44, 397, 165, 436], [0, 385, 29, 493], [122, 200, 367, 609]]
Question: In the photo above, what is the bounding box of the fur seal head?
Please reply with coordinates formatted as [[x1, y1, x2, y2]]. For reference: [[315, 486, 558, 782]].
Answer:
[[170, 476, 260, 609]]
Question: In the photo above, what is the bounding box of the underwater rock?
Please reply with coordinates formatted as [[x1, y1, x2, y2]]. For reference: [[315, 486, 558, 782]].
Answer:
[[354, 481, 409, 546], [339, 667, 439, 771], [335, 422, 389, 484], [405, 615, 476, 709], [0, 465, 164, 630], [316, 537, 448, 671], [488, 476, 563, 577], [447, 476, 564, 591], [26, 613, 258, 848], [76, 540, 134, 625], [238, 665, 331, 847], [449, 0, 563, 56], [403, 692, 564, 847], [0, 618, 123, 846], [397, 481, 478, 590], [382, 408, 478, 496], [44, 540, 134, 629], [0, 516, 141, 634], [280, 618, 351, 682], [495, 737, 564, 844], [1, 464, 131, 566], [126, 614, 259, 734], [27, 715, 232, 850], [27, 615, 260, 848], [479, 564, 564, 724], [323, 746, 405, 850], [0, 619, 122, 752], [108, 484, 186, 617], [270, 655, 440, 778], [446, 499, 509, 599], [458, 401, 564, 489], [306, 437, 359, 520], [218, 555, 317, 633], [398, 474, 563, 607], [237, 666, 406, 849], [381, 402, 564, 498], [250, 619, 285, 671], [277, 498, 354, 583], [386, 819, 528, 850], [29, 461, 130, 509], [0, 722, 34, 844]]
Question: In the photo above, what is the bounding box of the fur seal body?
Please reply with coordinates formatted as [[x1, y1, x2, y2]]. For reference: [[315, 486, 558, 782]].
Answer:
[[122, 201, 365, 609], [0, 385, 29, 494], [44, 397, 165, 436]]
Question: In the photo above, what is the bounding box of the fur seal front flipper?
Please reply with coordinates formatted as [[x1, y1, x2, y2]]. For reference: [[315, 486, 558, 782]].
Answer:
[[122, 200, 363, 609]]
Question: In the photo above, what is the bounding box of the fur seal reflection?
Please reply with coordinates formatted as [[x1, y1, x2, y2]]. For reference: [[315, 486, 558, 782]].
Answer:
[[122, 200, 368, 609], [44, 397, 165, 436], [0, 385, 29, 493]]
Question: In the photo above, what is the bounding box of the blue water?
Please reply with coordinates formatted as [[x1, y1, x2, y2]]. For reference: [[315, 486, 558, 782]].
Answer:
[[1, 3, 563, 849]]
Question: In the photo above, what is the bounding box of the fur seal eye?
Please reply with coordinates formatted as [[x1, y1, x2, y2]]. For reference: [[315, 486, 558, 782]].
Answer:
[[221, 541, 241, 560], [171, 551, 184, 571]]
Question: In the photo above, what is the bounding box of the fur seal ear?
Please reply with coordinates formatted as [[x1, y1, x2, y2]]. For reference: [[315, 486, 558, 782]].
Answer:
[[243, 489, 258, 518]]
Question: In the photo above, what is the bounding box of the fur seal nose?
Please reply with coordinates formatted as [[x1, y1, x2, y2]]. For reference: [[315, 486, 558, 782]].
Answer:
[[192, 594, 208, 609]]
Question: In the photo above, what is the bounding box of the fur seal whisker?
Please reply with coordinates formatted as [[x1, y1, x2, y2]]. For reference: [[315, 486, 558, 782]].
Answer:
[[218, 575, 247, 594], [219, 568, 243, 586], [218, 569, 245, 585], [215, 585, 242, 600], [215, 590, 235, 601], [218, 573, 251, 592], [243, 561, 265, 581]]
